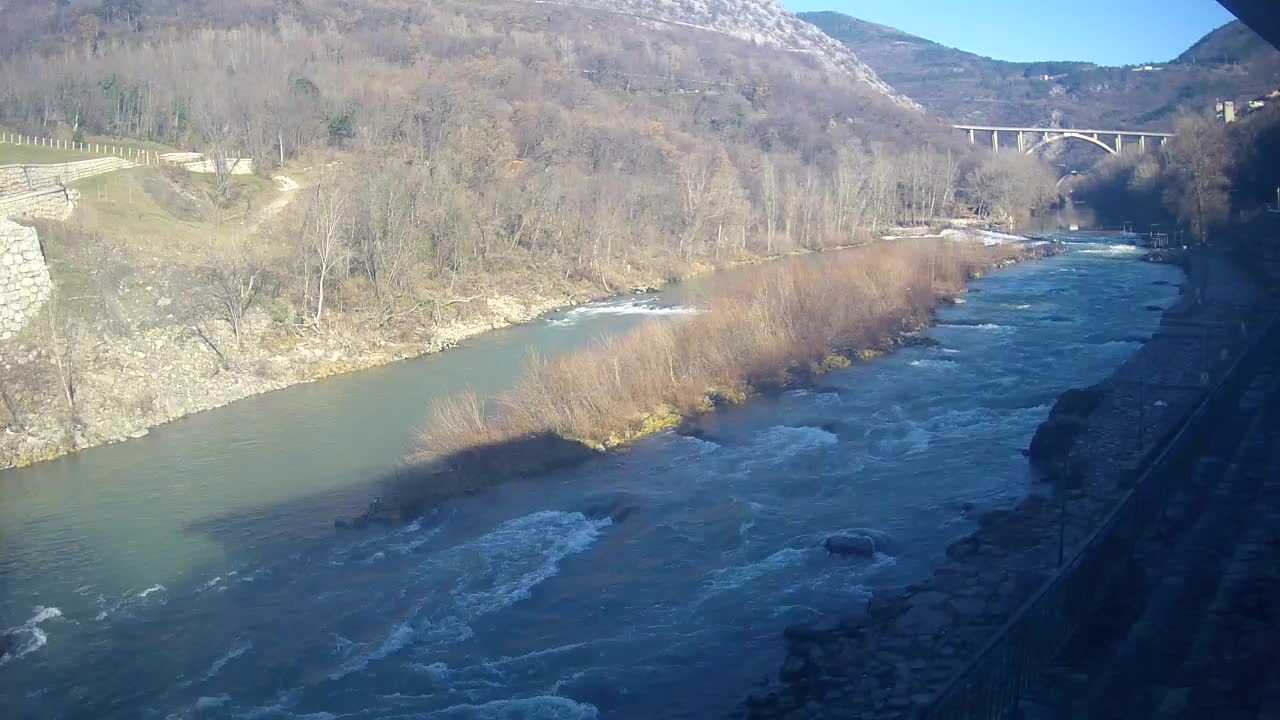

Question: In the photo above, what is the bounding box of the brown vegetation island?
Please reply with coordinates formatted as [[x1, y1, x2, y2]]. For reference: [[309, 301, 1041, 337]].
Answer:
[[343, 237, 1058, 527]]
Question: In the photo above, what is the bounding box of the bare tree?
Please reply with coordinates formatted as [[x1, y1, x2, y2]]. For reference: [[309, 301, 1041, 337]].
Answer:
[[45, 287, 79, 429], [1163, 113, 1233, 242], [203, 237, 263, 347], [298, 171, 352, 325]]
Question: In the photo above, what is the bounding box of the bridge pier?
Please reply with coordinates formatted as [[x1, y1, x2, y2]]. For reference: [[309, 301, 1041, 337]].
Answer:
[[1116, 134, 1123, 155], [1140, 136, 1146, 152], [992, 130, 999, 153], [969, 128, 975, 145], [1018, 131, 1026, 153]]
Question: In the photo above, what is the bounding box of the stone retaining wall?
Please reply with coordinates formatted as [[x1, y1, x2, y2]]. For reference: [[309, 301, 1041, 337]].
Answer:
[[0, 218, 52, 341], [157, 153, 255, 175], [0, 157, 135, 196], [0, 186, 80, 221]]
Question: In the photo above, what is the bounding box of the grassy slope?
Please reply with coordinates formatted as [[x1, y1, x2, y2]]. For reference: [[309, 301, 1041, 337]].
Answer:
[[0, 144, 108, 165], [70, 169, 278, 257]]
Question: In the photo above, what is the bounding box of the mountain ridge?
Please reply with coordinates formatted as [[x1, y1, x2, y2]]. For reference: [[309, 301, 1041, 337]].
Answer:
[[801, 11, 1280, 129], [541, 0, 922, 109]]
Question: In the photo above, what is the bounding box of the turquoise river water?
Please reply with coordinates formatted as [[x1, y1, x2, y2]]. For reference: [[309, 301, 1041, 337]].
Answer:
[[0, 237, 1182, 720]]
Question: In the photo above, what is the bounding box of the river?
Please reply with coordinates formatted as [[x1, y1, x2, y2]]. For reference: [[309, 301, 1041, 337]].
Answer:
[[0, 236, 1182, 720]]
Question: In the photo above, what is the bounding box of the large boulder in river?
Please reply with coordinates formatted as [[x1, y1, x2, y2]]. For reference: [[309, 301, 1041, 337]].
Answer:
[[1028, 415, 1087, 470], [0, 632, 13, 660], [1027, 385, 1106, 471], [1048, 386, 1106, 420]]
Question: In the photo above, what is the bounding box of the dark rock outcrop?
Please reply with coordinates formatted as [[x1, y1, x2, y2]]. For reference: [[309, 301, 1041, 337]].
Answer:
[[1028, 415, 1087, 468], [1028, 385, 1107, 471], [0, 632, 13, 660], [1048, 386, 1107, 420]]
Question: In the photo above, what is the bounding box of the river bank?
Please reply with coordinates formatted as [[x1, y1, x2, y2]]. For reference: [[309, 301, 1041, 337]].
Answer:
[[0, 228, 1029, 473], [0, 249, 785, 471], [0, 280, 598, 470], [741, 247, 1269, 719], [376, 237, 1060, 522]]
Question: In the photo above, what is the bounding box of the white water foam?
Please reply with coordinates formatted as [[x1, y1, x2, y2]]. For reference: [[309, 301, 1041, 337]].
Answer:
[[749, 426, 838, 461], [330, 511, 610, 681], [426, 695, 599, 719], [941, 228, 1027, 246], [909, 359, 956, 370], [237, 708, 334, 720], [937, 323, 1002, 331], [546, 298, 695, 327], [200, 639, 253, 682], [0, 606, 62, 666], [196, 576, 223, 593], [704, 547, 810, 595], [97, 583, 169, 620], [1078, 244, 1145, 256], [194, 695, 231, 712], [138, 584, 166, 599], [863, 413, 932, 458]]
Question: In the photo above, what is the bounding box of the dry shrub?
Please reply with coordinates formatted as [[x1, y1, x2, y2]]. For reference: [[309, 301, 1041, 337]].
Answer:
[[418, 239, 1026, 459]]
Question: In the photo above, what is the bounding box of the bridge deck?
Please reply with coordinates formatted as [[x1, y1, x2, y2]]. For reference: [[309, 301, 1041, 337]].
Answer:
[[953, 125, 1175, 137]]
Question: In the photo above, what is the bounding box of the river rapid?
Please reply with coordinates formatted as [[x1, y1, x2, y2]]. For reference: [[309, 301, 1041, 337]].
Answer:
[[0, 237, 1182, 720]]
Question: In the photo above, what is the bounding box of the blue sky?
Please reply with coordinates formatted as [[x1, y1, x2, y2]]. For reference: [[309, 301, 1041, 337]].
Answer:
[[782, 0, 1238, 66]]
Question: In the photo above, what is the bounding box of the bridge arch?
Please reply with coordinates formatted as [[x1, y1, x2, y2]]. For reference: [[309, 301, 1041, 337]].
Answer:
[[1025, 132, 1118, 156]]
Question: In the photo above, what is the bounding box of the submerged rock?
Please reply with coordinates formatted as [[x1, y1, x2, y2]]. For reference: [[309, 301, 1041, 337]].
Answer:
[[0, 632, 13, 659], [824, 534, 876, 558], [901, 334, 942, 349]]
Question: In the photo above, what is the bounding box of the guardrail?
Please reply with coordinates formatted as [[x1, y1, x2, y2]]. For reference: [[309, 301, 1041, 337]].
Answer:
[[918, 309, 1279, 719]]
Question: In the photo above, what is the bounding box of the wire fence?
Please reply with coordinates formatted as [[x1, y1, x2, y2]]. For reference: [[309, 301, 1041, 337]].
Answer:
[[0, 132, 161, 165], [918, 309, 1278, 720]]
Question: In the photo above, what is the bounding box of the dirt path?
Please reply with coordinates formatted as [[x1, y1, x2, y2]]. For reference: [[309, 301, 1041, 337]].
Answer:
[[245, 174, 300, 232]]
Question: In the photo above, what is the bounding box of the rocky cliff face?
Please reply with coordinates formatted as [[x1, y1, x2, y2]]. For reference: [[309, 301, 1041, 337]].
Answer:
[[543, 0, 921, 110]]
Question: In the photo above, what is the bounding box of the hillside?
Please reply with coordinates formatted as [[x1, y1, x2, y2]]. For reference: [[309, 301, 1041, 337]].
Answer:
[[1177, 19, 1277, 65], [3, 0, 1053, 468], [801, 12, 1280, 129], [540, 0, 920, 109]]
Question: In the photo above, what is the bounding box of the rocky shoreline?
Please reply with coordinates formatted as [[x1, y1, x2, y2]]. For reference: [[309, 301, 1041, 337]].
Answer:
[[0, 285, 615, 471], [740, 249, 1269, 720]]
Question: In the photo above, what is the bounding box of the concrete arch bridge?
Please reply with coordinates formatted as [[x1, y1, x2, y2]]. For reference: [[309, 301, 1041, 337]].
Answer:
[[954, 125, 1176, 156]]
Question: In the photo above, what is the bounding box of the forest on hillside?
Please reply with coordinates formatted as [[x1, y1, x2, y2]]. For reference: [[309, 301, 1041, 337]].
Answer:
[[0, 0, 1058, 330]]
